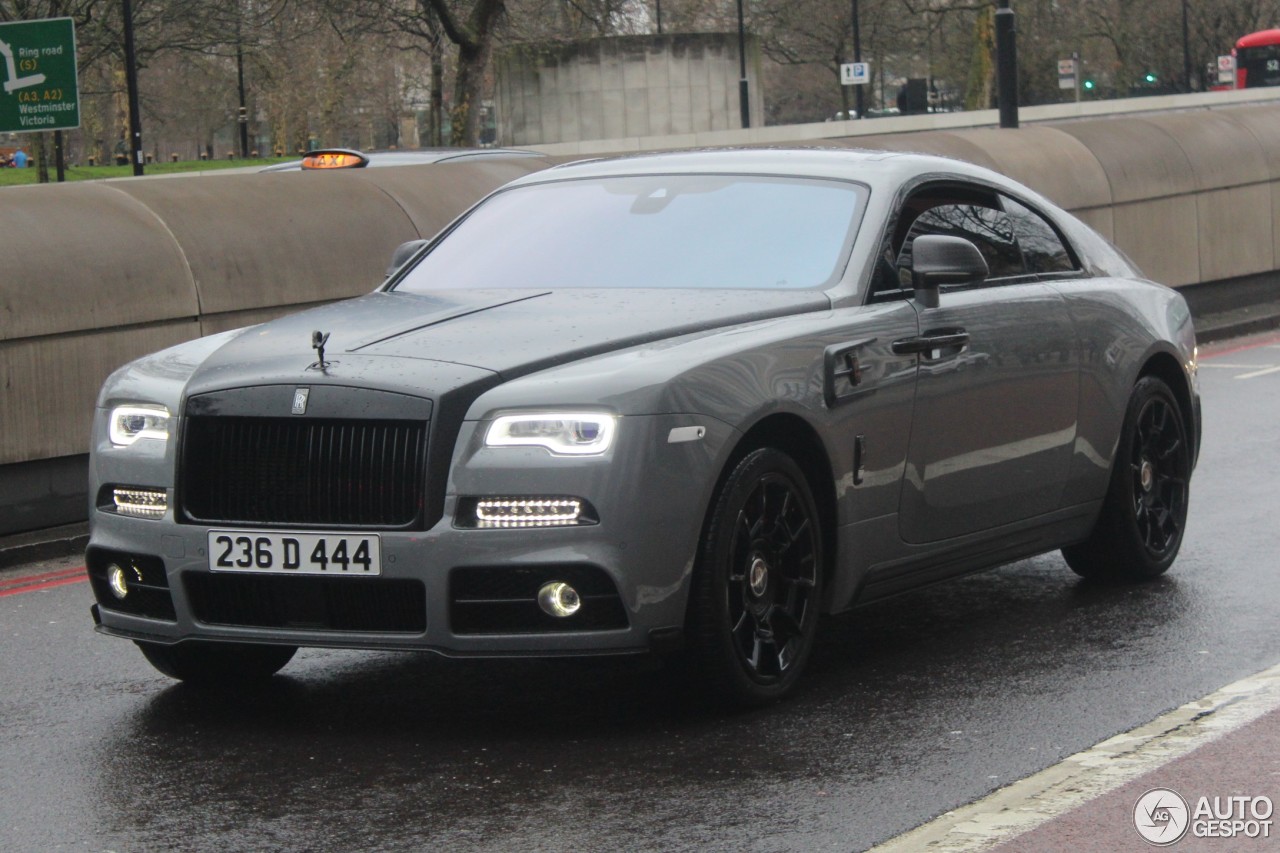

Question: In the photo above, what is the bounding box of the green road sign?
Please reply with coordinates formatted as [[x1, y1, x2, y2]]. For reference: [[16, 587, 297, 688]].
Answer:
[[0, 17, 80, 134]]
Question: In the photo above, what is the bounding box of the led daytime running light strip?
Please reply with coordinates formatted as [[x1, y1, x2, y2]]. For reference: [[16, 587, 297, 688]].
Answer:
[[475, 498, 583, 528], [113, 488, 168, 519]]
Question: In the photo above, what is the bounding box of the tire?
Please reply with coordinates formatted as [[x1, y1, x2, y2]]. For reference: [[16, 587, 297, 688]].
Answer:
[[136, 640, 297, 685], [1063, 376, 1191, 581], [688, 448, 824, 706]]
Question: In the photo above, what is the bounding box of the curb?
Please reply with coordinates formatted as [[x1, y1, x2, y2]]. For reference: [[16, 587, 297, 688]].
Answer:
[[0, 523, 89, 571], [868, 661, 1280, 852], [1193, 307, 1280, 344]]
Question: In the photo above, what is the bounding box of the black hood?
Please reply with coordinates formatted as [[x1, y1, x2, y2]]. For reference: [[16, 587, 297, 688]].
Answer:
[[176, 286, 830, 535], [185, 288, 829, 393]]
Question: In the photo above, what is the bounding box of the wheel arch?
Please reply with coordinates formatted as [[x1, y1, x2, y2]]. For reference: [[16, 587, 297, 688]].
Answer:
[[711, 412, 840, 610], [1138, 349, 1200, 469]]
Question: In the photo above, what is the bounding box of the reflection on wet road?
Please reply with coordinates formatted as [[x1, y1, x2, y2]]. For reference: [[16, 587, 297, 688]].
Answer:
[[3, 332, 1279, 851]]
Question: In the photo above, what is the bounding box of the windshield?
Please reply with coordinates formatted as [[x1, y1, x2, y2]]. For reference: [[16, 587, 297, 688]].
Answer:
[[392, 174, 865, 292]]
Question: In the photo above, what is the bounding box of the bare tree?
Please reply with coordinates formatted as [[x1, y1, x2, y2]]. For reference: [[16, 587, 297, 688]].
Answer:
[[15, 0, 1280, 164], [328, 0, 506, 146], [0, 1, 117, 64], [507, 0, 650, 38], [423, 0, 504, 145], [1187, 0, 1280, 88]]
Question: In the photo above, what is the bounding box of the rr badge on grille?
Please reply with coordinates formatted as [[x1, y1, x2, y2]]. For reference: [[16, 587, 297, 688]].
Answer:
[[291, 387, 310, 416]]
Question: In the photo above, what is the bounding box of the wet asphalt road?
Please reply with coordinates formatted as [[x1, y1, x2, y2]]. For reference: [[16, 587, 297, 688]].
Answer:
[[3, 332, 1280, 852]]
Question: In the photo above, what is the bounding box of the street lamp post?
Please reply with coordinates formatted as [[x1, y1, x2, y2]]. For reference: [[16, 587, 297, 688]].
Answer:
[[1181, 0, 1192, 91], [736, 0, 749, 128], [122, 0, 144, 175], [994, 0, 1019, 128], [852, 0, 864, 119], [236, 41, 249, 158]]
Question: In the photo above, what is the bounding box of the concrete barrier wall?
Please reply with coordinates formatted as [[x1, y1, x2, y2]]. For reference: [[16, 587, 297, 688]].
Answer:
[[5, 101, 1280, 533], [496, 34, 766, 145], [0, 159, 551, 532], [841, 102, 1280, 291]]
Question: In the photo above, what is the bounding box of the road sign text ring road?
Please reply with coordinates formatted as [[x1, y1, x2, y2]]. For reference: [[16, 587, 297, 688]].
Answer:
[[0, 17, 80, 134]]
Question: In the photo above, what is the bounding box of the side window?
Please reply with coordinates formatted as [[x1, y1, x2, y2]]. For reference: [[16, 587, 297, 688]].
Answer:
[[897, 203, 1025, 282], [1003, 196, 1077, 275]]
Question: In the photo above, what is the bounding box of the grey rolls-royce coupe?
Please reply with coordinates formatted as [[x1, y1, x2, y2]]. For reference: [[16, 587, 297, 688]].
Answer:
[[87, 149, 1200, 705]]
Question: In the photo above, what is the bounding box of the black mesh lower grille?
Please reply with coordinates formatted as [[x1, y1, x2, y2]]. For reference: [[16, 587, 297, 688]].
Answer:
[[450, 565, 629, 634], [184, 573, 427, 633], [180, 416, 428, 527]]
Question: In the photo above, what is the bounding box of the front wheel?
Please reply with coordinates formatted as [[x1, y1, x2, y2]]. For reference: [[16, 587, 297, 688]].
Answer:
[[1063, 376, 1191, 581], [136, 640, 297, 685], [688, 448, 824, 706]]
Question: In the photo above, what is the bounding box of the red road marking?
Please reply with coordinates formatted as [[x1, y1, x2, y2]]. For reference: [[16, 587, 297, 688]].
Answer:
[[0, 566, 83, 589], [0, 567, 87, 597], [1199, 331, 1280, 359]]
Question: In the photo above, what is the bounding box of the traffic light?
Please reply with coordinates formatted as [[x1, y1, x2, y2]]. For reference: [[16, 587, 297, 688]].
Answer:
[[1144, 72, 1157, 84], [1083, 79, 1096, 91]]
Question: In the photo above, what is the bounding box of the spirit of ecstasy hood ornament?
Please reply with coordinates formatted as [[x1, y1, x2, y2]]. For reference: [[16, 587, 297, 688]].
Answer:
[[310, 330, 331, 370]]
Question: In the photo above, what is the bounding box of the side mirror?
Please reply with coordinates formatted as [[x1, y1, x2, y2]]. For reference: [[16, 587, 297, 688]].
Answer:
[[909, 235, 989, 309], [386, 239, 429, 278]]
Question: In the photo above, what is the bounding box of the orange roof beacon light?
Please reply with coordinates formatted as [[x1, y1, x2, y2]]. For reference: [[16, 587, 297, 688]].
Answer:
[[300, 149, 370, 170]]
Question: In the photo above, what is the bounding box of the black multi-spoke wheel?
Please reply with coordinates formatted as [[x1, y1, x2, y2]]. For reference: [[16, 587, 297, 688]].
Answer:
[[136, 640, 297, 685], [1063, 376, 1191, 581], [689, 448, 823, 705]]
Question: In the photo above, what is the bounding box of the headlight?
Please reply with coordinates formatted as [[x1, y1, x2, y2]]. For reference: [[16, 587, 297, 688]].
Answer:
[[108, 405, 171, 446], [485, 413, 616, 456]]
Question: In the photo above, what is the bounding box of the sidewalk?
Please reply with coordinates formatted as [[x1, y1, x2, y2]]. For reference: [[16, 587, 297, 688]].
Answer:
[[871, 664, 1280, 853], [1193, 299, 1280, 344], [989, 705, 1279, 852]]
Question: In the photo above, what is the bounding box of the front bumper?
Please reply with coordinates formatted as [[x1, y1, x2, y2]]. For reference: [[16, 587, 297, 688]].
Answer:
[[87, 413, 733, 658]]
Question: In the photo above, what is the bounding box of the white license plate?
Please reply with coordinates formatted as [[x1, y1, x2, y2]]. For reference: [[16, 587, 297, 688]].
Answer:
[[208, 530, 381, 576]]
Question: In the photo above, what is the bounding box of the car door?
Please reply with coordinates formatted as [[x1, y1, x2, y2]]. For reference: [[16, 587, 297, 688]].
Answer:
[[890, 188, 1080, 544]]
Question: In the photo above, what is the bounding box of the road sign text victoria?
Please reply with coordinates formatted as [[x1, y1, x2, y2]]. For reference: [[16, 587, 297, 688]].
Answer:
[[0, 18, 80, 134]]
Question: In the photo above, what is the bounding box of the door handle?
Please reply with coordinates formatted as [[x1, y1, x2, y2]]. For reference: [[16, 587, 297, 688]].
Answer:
[[892, 329, 970, 355]]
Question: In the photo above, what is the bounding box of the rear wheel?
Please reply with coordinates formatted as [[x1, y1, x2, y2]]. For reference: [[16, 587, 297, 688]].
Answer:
[[688, 448, 824, 706], [1063, 376, 1191, 581], [136, 640, 297, 685]]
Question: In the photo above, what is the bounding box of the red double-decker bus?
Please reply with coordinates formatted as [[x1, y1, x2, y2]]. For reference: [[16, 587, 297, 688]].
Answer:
[[1235, 29, 1280, 88]]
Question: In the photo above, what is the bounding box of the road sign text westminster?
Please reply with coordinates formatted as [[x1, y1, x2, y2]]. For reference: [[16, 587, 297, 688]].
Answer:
[[0, 18, 80, 134]]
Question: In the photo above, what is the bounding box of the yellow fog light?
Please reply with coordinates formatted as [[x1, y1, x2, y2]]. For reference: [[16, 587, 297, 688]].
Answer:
[[537, 582, 581, 618], [106, 563, 145, 600], [107, 564, 130, 600]]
